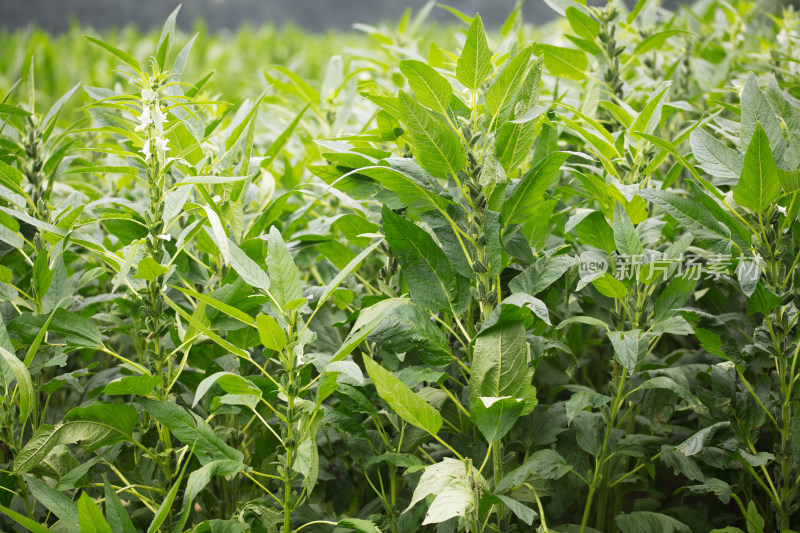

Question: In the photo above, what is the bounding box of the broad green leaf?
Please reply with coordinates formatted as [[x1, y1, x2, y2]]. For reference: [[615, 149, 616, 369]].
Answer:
[[734, 123, 780, 213], [398, 90, 466, 179], [638, 376, 699, 406], [77, 493, 113, 533], [367, 300, 452, 360], [332, 298, 406, 362], [607, 329, 641, 373], [337, 518, 382, 533], [407, 458, 486, 525], [566, 6, 599, 40], [637, 189, 733, 254], [680, 309, 744, 365], [471, 396, 525, 442], [173, 460, 247, 532], [633, 30, 691, 56], [613, 202, 643, 257], [382, 205, 468, 314], [399, 59, 453, 115], [535, 44, 587, 81], [615, 511, 691, 533], [0, 346, 34, 429], [27, 477, 80, 533], [256, 314, 287, 351], [316, 239, 383, 310], [508, 253, 575, 295], [470, 321, 536, 414], [565, 390, 611, 424], [740, 72, 785, 159], [456, 14, 492, 90], [495, 449, 572, 492], [689, 128, 743, 179], [104, 374, 160, 396], [676, 422, 730, 456], [504, 152, 569, 225], [193, 372, 261, 407], [358, 159, 452, 212], [576, 211, 616, 255], [133, 256, 168, 282], [653, 275, 696, 322], [266, 226, 303, 310], [630, 81, 671, 137], [0, 504, 53, 533], [14, 405, 137, 474], [103, 476, 136, 533], [363, 356, 442, 436], [139, 398, 243, 463], [485, 45, 534, 118]]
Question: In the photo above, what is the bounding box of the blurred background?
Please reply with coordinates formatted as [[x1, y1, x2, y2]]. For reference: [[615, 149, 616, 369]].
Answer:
[[0, 0, 689, 32]]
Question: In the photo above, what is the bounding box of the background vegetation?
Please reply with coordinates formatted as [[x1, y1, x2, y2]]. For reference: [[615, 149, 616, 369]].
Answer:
[[1, 1, 800, 532]]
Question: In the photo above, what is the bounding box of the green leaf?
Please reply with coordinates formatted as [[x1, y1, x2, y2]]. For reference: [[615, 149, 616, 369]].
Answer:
[[534, 44, 587, 81], [565, 390, 611, 424], [607, 329, 641, 373], [508, 253, 575, 295], [504, 152, 569, 225], [382, 205, 468, 314], [676, 422, 730, 456], [266, 226, 303, 310], [84, 35, 142, 73], [654, 275, 696, 322], [0, 346, 34, 430], [0, 504, 53, 533], [227, 237, 271, 293], [471, 396, 525, 442], [27, 477, 80, 533], [256, 314, 287, 351], [398, 90, 466, 179], [363, 356, 442, 436], [103, 374, 160, 396], [470, 321, 537, 414], [173, 460, 247, 533], [576, 211, 616, 255], [367, 300, 452, 360], [77, 493, 113, 533], [485, 45, 534, 118], [337, 518, 382, 533], [456, 14, 492, 90], [139, 398, 243, 463], [613, 202, 643, 257], [14, 405, 137, 474], [615, 511, 691, 533], [103, 476, 136, 533], [734, 123, 780, 213], [407, 458, 486, 525], [740, 72, 785, 159], [630, 81, 671, 138], [148, 450, 191, 533], [193, 372, 261, 407], [689, 128, 743, 180], [680, 309, 744, 365], [638, 376, 699, 406], [332, 298, 406, 363], [633, 30, 691, 56], [316, 239, 383, 310], [636, 189, 734, 254], [746, 283, 782, 317], [358, 159, 452, 212], [495, 449, 572, 492], [566, 7, 599, 40], [133, 256, 168, 282], [592, 273, 628, 300], [399, 59, 454, 115]]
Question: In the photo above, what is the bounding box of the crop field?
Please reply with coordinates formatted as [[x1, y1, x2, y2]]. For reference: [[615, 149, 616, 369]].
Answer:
[[1, 0, 799, 532]]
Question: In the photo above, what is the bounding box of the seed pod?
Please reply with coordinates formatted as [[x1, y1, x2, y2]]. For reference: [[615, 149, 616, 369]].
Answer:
[[473, 260, 488, 274]]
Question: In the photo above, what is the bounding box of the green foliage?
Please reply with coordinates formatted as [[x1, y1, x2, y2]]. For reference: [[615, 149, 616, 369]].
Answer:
[[1, 1, 800, 532]]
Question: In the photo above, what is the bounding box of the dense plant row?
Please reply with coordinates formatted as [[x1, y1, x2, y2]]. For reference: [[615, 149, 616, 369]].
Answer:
[[1, 1, 799, 532]]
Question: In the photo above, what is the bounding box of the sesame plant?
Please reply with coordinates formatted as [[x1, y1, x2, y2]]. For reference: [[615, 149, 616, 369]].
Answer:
[[0, 1, 799, 532]]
